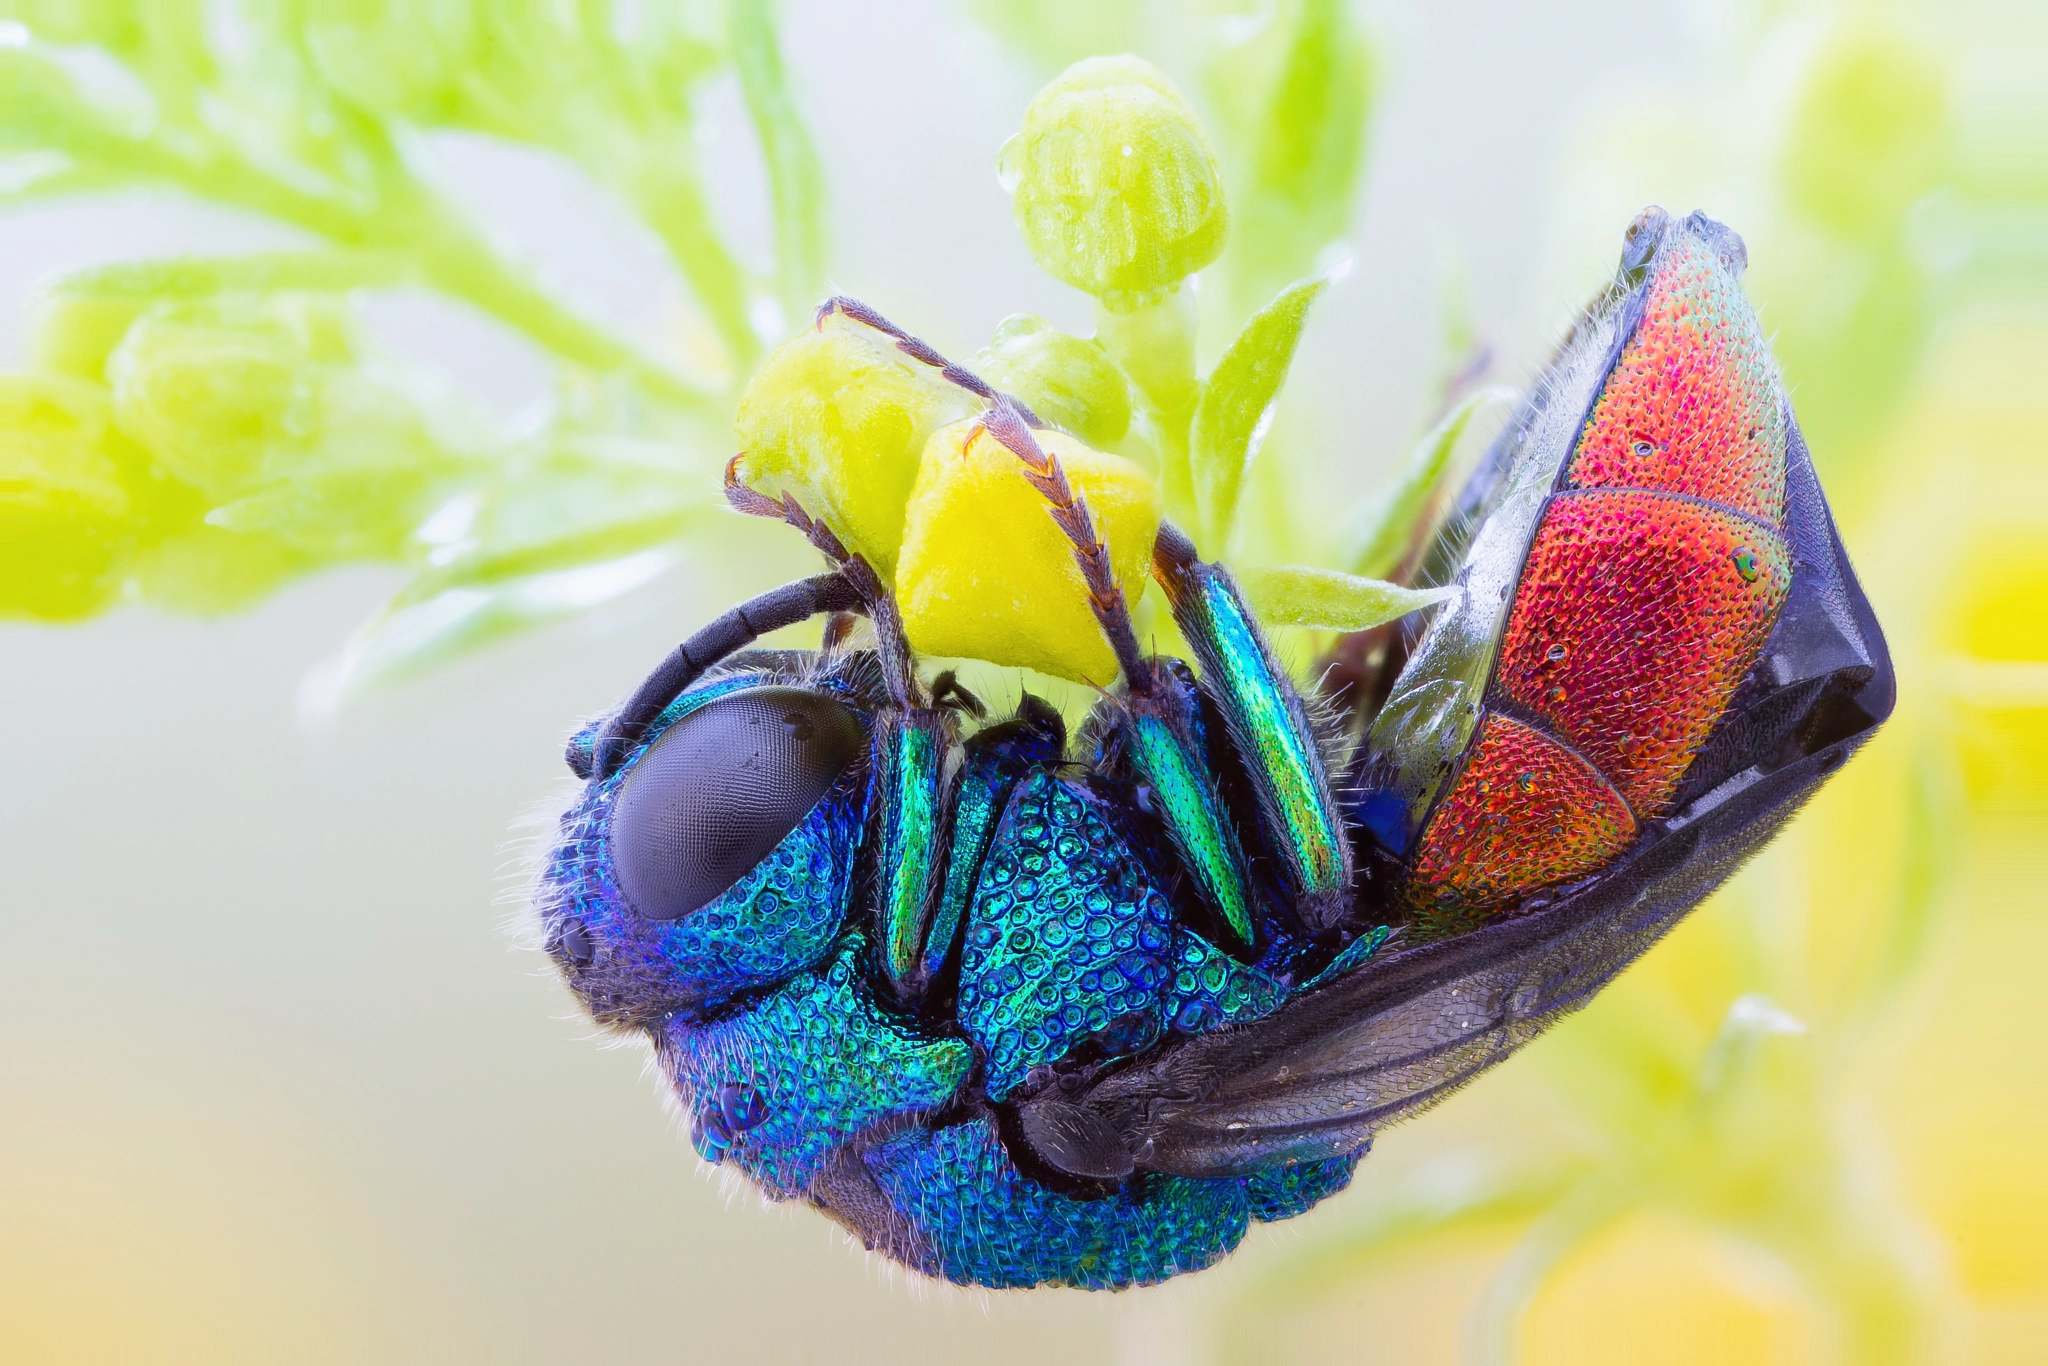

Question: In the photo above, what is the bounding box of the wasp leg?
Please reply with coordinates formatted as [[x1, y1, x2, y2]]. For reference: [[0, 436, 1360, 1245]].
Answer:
[[1027, 408, 1893, 1179], [814, 295, 1150, 691], [921, 696, 1065, 990], [723, 454, 923, 710], [1110, 659, 1258, 949], [1152, 523, 1355, 931], [872, 707, 958, 998]]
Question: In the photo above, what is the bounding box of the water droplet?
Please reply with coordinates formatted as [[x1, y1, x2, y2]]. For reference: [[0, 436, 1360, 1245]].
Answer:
[[1516, 772, 1537, 794], [995, 135, 1023, 193], [1632, 439, 1656, 458], [1545, 643, 1567, 663], [1731, 547, 1759, 582]]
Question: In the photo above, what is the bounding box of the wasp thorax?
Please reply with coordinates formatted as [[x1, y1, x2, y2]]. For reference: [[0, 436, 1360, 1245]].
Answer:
[[976, 314, 1133, 448], [1000, 56, 1229, 311]]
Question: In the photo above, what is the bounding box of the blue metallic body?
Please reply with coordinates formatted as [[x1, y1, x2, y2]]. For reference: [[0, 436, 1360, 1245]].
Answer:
[[538, 646, 1379, 1289]]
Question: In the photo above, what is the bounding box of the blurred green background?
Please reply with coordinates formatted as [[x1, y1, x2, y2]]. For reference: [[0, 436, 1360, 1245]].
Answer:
[[1, 1, 2042, 1361]]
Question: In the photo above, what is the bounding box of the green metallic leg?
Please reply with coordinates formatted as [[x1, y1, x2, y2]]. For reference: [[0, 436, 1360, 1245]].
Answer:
[[1152, 524, 1355, 930], [873, 708, 957, 997], [922, 696, 1066, 987], [1115, 659, 1258, 949]]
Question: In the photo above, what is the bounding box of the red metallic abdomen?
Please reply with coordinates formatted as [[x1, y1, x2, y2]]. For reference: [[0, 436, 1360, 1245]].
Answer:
[[1405, 227, 1793, 921]]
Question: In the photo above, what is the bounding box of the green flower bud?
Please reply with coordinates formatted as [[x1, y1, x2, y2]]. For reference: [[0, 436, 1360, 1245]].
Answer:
[[107, 296, 342, 503], [29, 290, 151, 383], [975, 314, 1133, 448], [1000, 56, 1229, 309], [732, 311, 969, 576], [0, 375, 141, 621], [107, 295, 452, 566]]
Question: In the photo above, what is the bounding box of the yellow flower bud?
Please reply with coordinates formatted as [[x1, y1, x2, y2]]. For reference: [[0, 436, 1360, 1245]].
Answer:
[[732, 311, 967, 575], [897, 418, 1160, 685], [0, 375, 142, 620], [1000, 56, 1229, 309], [976, 315, 1133, 449]]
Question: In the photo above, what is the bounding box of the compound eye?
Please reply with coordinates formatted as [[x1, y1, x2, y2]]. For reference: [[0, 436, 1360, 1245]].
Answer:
[[608, 686, 863, 921]]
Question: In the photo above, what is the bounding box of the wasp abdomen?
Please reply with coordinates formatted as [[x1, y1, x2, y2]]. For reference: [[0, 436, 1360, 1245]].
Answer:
[[1395, 216, 1796, 926]]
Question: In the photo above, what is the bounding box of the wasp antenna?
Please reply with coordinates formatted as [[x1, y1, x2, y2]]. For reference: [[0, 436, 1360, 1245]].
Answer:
[[725, 454, 852, 563], [582, 571, 868, 779]]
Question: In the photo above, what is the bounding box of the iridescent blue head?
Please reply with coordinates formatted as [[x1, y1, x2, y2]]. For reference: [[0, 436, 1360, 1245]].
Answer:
[[545, 653, 882, 1028]]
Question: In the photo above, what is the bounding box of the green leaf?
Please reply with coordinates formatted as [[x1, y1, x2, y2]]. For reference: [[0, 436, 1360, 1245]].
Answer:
[[1190, 274, 1325, 549], [1238, 563, 1448, 631], [1344, 385, 1512, 579], [313, 547, 684, 703], [394, 444, 716, 600], [1208, 0, 1375, 309]]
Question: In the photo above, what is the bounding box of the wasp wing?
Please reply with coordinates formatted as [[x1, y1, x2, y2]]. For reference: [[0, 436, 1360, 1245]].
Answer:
[[1020, 418, 1893, 1180]]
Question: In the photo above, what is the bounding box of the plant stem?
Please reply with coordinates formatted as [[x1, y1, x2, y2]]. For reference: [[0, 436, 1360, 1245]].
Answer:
[[625, 156, 762, 376], [729, 0, 828, 321], [151, 136, 722, 414], [407, 197, 721, 412], [1096, 287, 1200, 529]]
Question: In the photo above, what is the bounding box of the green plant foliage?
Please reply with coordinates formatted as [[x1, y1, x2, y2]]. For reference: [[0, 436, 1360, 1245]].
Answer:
[[1189, 274, 1325, 551], [1204, 0, 1373, 312], [0, 374, 147, 620], [1238, 564, 1446, 631], [1344, 385, 1512, 579], [0, 2, 1394, 680], [0, 0, 825, 686]]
